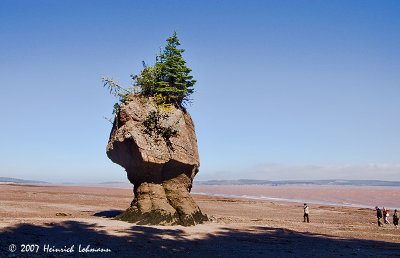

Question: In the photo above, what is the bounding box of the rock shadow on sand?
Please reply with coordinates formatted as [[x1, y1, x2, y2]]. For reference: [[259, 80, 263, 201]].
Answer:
[[94, 210, 124, 218], [1, 221, 399, 257]]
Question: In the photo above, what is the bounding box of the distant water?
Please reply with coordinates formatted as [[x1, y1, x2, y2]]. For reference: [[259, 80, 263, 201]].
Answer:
[[192, 191, 396, 210]]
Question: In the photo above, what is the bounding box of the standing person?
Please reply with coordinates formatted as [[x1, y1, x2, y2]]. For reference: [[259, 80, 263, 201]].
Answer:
[[386, 209, 390, 224], [376, 206, 383, 227], [303, 203, 310, 223], [383, 207, 390, 224], [393, 209, 399, 228]]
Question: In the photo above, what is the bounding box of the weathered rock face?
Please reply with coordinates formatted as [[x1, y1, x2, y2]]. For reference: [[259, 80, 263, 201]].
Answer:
[[106, 95, 207, 226]]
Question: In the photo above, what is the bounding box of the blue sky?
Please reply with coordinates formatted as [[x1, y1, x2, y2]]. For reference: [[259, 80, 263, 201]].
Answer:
[[1, 0, 399, 183]]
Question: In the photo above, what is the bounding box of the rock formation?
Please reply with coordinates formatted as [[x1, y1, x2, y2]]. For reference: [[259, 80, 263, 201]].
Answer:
[[106, 94, 207, 226]]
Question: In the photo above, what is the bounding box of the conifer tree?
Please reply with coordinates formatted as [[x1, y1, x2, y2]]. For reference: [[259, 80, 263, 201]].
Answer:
[[154, 32, 196, 106], [130, 32, 196, 106]]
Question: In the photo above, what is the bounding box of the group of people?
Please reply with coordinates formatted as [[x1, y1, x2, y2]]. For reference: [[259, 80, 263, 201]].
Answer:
[[303, 204, 398, 228], [375, 206, 399, 228]]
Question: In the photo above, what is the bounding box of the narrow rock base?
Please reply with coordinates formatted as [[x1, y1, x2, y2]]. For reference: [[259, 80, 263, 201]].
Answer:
[[117, 178, 207, 226]]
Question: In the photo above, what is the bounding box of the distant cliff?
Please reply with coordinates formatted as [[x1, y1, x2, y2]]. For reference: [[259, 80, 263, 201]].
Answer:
[[0, 177, 49, 184]]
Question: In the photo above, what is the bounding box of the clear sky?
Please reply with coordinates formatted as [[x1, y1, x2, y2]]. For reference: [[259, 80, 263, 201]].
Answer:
[[1, 0, 399, 183]]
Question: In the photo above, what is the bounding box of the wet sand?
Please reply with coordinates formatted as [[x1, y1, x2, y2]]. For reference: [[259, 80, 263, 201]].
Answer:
[[0, 184, 399, 257], [193, 184, 400, 209]]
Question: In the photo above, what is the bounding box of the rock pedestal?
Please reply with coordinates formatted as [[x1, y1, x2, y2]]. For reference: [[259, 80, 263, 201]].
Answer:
[[106, 95, 207, 226]]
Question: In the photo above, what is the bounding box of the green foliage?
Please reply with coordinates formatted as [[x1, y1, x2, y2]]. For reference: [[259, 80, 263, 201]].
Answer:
[[103, 32, 195, 108], [153, 32, 196, 106], [134, 32, 196, 107], [102, 77, 131, 115], [102, 77, 130, 102], [152, 93, 172, 111], [131, 65, 161, 97]]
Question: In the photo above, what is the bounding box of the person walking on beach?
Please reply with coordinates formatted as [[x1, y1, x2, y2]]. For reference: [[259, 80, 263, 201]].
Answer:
[[383, 207, 390, 224], [303, 203, 310, 223], [393, 209, 399, 228], [376, 206, 383, 227], [386, 209, 390, 224]]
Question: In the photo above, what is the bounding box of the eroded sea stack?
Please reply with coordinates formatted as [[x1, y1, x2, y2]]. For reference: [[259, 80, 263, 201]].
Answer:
[[106, 94, 207, 226]]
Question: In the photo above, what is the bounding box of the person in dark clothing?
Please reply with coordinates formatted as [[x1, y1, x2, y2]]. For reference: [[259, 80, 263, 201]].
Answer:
[[303, 203, 310, 223], [393, 209, 399, 228], [376, 206, 383, 227]]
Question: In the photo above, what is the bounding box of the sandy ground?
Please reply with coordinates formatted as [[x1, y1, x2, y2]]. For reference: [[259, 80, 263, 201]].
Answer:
[[0, 184, 399, 257]]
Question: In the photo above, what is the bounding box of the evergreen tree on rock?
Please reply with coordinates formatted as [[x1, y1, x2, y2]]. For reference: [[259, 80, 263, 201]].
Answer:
[[154, 32, 196, 106], [105, 32, 196, 109]]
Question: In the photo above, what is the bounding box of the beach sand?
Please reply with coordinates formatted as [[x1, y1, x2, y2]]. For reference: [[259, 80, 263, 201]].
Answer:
[[0, 184, 399, 257]]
